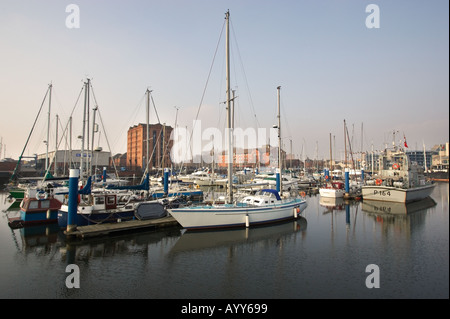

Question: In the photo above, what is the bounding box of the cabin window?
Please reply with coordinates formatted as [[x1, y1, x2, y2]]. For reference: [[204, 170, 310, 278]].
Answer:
[[29, 201, 39, 209], [40, 200, 50, 209], [107, 196, 116, 205], [265, 201, 268, 204], [95, 197, 105, 205], [254, 200, 260, 204]]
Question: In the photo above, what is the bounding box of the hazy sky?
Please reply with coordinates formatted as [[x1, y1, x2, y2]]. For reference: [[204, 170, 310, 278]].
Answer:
[[0, 0, 448, 162]]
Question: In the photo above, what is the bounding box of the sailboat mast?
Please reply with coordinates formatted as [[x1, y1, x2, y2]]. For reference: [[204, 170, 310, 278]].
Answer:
[[80, 79, 90, 179], [146, 89, 151, 173], [46, 83, 52, 173], [225, 10, 233, 204], [277, 86, 282, 191]]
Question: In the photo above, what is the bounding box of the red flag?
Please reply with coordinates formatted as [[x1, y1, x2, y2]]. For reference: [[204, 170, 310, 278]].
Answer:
[[403, 134, 408, 148]]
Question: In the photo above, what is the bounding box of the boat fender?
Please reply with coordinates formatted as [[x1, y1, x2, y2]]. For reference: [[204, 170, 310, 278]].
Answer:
[[36, 191, 48, 200]]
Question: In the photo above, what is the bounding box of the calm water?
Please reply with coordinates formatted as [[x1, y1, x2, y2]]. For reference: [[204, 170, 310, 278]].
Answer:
[[0, 183, 448, 299]]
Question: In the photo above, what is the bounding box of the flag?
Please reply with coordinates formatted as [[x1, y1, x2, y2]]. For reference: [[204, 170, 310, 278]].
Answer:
[[403, 134, 408, 148]]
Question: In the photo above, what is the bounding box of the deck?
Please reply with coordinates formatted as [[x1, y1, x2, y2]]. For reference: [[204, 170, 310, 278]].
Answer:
[[64, 216, 180, 239]]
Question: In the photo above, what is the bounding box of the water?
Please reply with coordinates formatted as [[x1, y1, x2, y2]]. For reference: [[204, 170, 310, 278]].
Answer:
[[0, 183, 448, 299]]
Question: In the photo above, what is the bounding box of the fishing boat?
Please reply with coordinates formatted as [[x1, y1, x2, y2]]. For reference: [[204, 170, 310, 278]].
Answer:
[[8, 186, 66, 228], [319, 181, 345, 198], [169, 11, 306, 230], [362, 136, 436, 203]]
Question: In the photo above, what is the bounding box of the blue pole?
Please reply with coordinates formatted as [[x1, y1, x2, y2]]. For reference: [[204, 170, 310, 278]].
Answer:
[[67, 168, 79, 233], [276, 169, 281, 192], [163, 168, 169, 196], [102, 167, 107, 182], [361, 169, 364, 182], [345, 169, 350, 193]]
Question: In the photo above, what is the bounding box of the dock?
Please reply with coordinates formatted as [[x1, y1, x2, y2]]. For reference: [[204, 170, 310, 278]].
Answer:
[[65, 216, 180, 239]]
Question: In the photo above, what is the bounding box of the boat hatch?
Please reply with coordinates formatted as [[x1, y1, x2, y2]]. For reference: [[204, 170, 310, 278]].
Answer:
[[105, 195, 117, 210]]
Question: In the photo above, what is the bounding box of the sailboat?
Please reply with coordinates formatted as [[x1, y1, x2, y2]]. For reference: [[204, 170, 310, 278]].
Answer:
[[168, 11, 306, 230]]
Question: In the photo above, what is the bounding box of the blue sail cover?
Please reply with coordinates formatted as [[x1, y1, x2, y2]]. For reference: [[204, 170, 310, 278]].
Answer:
[[78, 176, 92, 195], [106, 174, 149, 191], [260, 189, 281, 200]]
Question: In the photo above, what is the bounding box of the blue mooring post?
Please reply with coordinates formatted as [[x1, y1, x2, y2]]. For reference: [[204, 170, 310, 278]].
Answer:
[[67, 168, 79, 233], [163, 168, 169, 196], [345, 168, 350, 193], [102, 167, 107, 182], [276, 169, 281, 193]]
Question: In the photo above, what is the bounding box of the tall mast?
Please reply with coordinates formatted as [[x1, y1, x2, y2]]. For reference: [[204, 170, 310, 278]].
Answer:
[[277, 86, 282, 191], [146, 89, 151, 172], [344, 119, 347, 169], [329, 132, 333, 173], [80, 78, 90, 178], [45, 83, 52, 173], [225, 10, 233, 204]]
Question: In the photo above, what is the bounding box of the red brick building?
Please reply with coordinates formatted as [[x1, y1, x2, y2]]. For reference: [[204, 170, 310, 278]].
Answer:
[[127, 123, 173, 171]]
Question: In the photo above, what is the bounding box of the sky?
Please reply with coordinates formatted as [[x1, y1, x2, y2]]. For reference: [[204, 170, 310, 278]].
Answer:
[[0, 0, 448, 162]]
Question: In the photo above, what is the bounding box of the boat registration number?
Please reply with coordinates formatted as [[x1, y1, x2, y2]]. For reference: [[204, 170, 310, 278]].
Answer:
[[373, 190, 391, 197]]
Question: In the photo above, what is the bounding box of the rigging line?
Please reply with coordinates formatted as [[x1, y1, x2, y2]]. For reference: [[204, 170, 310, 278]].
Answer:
[[150, 94, 161, 124], [41, 85, 84, 181], [89, 83, 120, 178], [230, 20, 260, 129], [11, 85, 50, 180], [180, 17, 226, 172]]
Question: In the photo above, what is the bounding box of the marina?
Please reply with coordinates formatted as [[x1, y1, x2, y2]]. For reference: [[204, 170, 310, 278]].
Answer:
[[0, 181, 447, 299], [0, 2, 448, 303]]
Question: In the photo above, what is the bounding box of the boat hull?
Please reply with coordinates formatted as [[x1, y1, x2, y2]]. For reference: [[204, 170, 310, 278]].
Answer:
[[169, 199, 306, 230], [57, 206, 136, 227], [361, 183, 436, 203], [319, 188, 344, 198]]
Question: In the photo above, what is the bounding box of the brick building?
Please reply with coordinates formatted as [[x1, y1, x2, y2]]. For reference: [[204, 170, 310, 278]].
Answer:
[[127, 123, 173, 171]]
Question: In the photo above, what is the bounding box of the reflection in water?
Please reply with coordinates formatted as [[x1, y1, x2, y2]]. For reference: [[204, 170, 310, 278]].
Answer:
[[362, 197, 437, 215], [1, 184, 448, 299], [170, 218, 307, 255]]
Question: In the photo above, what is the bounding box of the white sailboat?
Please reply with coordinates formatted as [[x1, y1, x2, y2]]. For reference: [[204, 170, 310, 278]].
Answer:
[[168, 11, 306, 230]]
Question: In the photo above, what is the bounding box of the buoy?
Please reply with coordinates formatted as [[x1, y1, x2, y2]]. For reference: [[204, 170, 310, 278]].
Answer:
[[36, 191, 48, 200]]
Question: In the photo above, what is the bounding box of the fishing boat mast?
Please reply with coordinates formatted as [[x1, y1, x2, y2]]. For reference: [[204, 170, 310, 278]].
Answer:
[[277, 86, 282, 191]]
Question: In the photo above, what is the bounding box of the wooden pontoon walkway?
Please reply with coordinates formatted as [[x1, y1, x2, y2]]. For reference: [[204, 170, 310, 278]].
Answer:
[[65, 216, 179, 239]]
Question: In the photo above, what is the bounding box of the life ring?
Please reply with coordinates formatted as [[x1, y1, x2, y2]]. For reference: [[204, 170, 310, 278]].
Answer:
[[325, 175, 329, 180], [375, 179, 383, 186], [300, 191, 306, 197], [36, 191, 48, 200], [392, 163, 400, 170]]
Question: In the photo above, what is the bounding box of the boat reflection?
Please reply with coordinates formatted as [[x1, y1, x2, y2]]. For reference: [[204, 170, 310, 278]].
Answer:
[[170, 218, 307, 254], [362, 197, 436, 215], [319, 196, 345, 213]]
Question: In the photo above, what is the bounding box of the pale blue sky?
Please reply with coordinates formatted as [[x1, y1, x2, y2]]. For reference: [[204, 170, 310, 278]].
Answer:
[[0, 0, 448, 161]]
